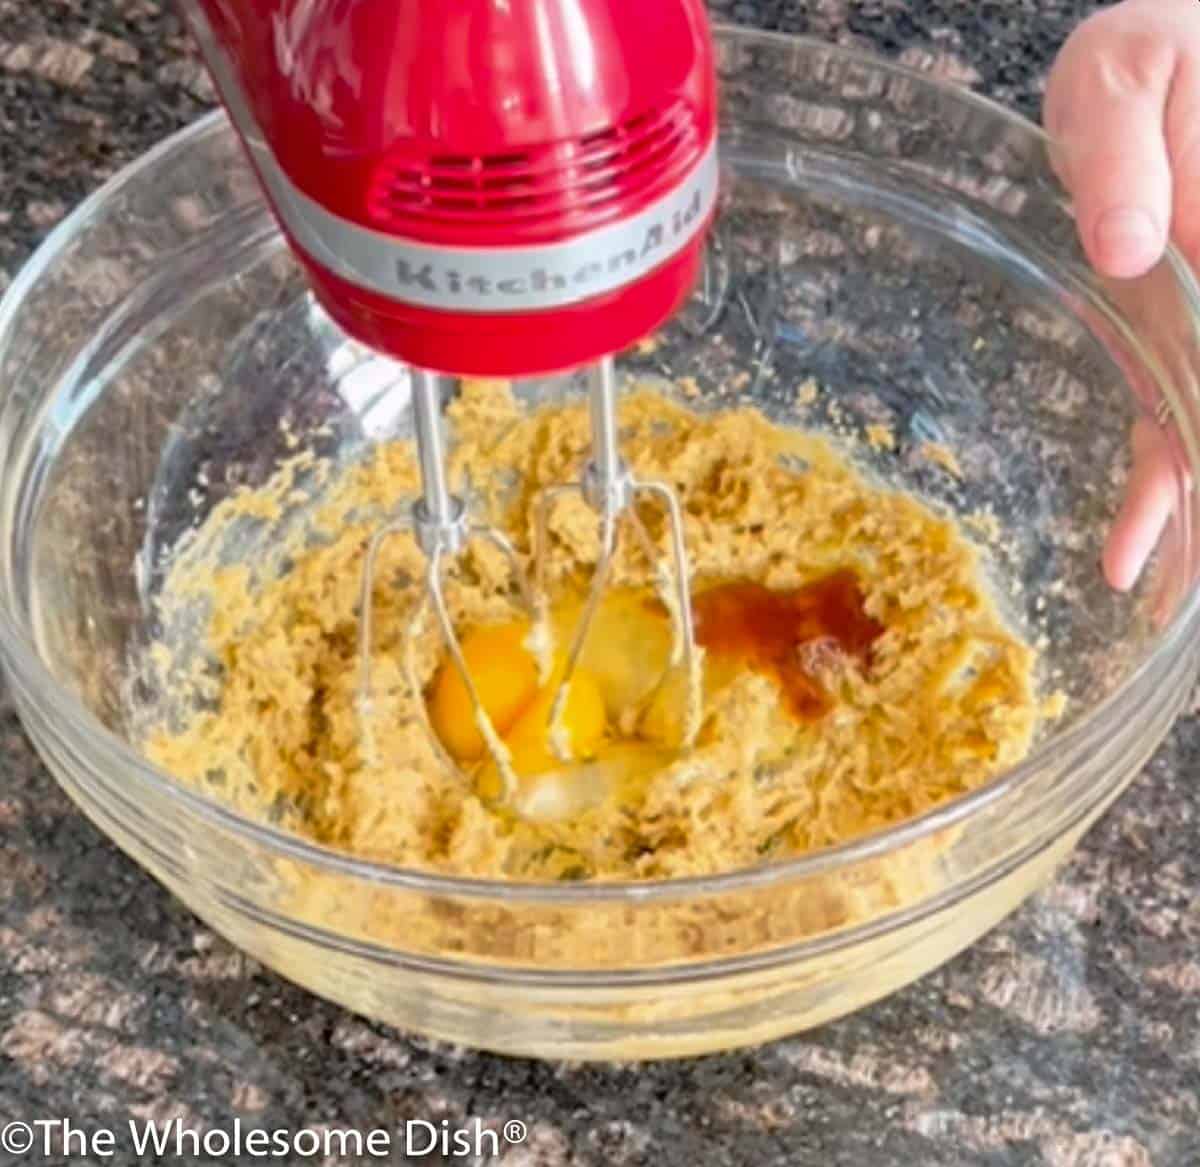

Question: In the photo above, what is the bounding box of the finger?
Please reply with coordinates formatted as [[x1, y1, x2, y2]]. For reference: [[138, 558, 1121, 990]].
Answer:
[[1045, 29, 1176, 279], [1102, 418, 1178, 591], [1059, 92, 1172, 280], [1151, 513, 1184, 629], [1165, 56, 1200, 269]]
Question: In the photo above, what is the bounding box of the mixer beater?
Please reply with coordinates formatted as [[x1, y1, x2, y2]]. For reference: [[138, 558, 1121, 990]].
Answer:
[[185, 0, 720, 802], [354, 368, 540, 794], [534, 359, 701, 756], [356, 356, 701, 800]]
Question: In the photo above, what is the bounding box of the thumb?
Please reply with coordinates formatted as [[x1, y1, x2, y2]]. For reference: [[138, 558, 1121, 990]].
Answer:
[[1045, 18, 1175, 279]]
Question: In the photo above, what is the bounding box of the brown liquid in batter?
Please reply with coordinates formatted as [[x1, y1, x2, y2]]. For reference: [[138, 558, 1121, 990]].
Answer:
[[693, 571, 883, 720]]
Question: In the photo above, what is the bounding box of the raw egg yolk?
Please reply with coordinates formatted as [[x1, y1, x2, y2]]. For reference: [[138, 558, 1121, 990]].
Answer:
[[503, 665, 606, 778], [427, 616, 605, 783], [428, 622, 538, 761], [474, 664, 607, 805]]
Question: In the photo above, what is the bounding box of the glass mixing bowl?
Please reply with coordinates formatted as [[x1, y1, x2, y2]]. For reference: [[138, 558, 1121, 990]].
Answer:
[[3, 28, 1200, 1060]]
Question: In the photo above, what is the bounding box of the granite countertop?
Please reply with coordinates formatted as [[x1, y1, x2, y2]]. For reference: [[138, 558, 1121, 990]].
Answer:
[[3, 2, 1200, 1165]]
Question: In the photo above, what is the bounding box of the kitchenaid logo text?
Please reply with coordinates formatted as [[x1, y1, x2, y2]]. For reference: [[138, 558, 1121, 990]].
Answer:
[[393, 184, 708, 301]]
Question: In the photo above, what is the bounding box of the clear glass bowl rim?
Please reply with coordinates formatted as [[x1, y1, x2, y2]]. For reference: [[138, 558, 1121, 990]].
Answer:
[[2, 25, 1199, 907]]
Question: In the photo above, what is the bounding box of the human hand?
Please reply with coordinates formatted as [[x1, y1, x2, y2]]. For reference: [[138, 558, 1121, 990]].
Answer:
[[1044, 0, 1200, 592]]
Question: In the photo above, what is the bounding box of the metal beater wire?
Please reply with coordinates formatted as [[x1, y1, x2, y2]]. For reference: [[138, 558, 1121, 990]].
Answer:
[[356, 369, 529, 799], [536, 359, 701, 755]]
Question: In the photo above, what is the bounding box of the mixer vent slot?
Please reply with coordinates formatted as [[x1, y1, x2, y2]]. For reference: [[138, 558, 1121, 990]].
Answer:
[[367, 100, 700, 230]]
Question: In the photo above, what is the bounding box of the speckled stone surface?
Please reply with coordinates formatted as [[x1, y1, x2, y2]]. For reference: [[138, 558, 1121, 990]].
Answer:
[[2, 2, 1200, 1165]]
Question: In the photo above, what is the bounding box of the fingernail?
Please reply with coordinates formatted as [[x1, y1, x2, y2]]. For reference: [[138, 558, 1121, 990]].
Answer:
[[1094, 207, 1163, 274]]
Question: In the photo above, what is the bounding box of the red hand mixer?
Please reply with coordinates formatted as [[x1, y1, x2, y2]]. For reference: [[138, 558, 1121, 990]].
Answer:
[[182, 0, 718, 792]]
